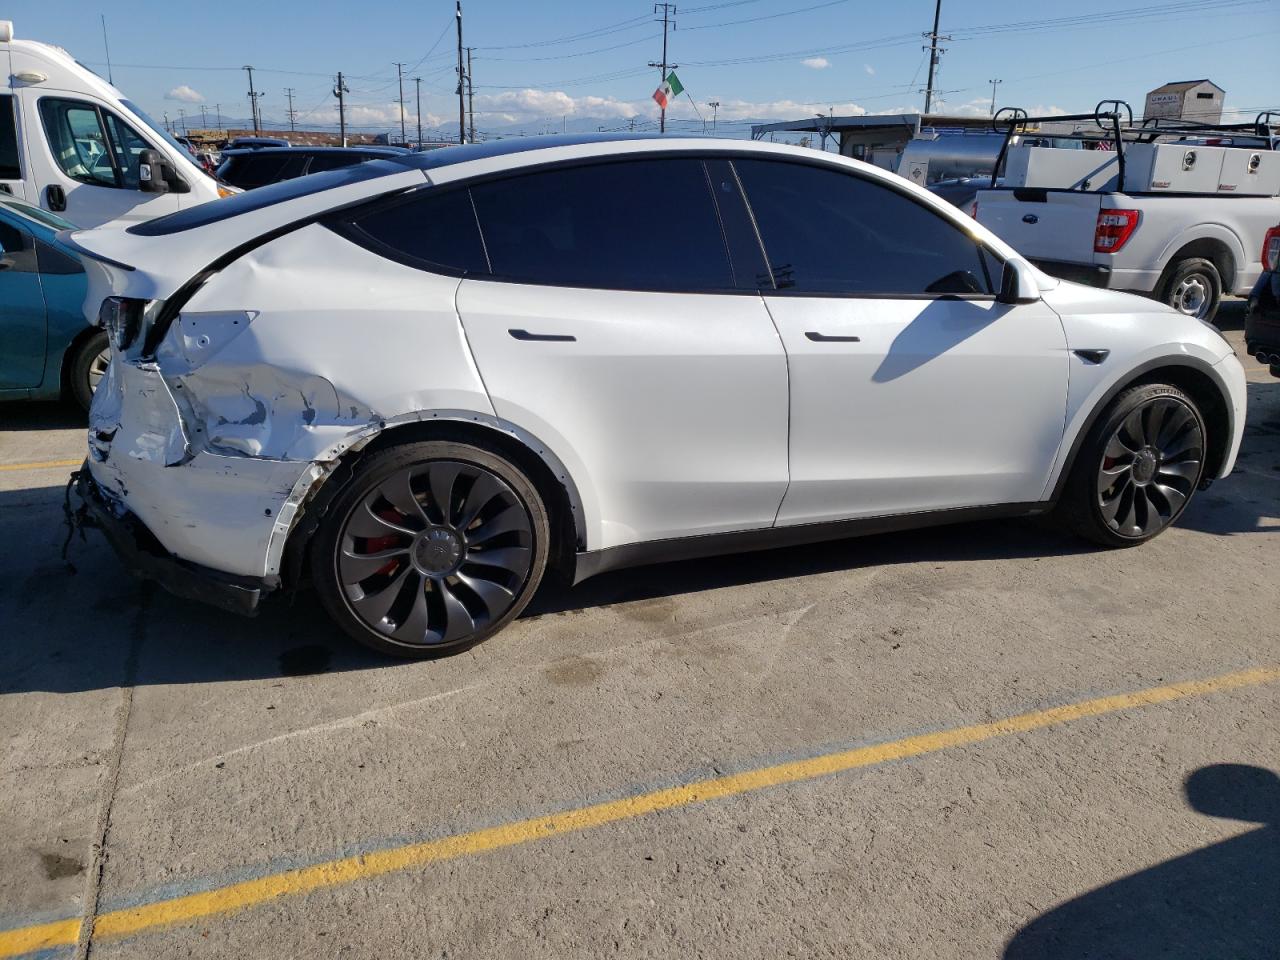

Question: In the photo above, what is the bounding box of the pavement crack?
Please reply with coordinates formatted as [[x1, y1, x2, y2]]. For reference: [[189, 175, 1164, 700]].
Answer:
[[75, 584, 151, 960]]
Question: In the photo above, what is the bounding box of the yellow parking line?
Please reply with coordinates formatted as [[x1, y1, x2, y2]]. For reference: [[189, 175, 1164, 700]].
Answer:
[[1, 665, 1276, 958], [0, 458, 81, 473]]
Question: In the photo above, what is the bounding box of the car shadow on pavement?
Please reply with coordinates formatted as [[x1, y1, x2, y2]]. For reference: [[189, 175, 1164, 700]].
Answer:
[[0, 399, 85, 432], [1004, 763, 1279, 959], [527, 515, 1096, 616]]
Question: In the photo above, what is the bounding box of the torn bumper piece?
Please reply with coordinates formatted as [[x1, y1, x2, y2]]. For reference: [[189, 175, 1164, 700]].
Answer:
[[76, 466, 272, 616]]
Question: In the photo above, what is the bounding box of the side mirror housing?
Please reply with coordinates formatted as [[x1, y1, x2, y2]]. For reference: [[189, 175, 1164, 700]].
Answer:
[[138, 149, 171, 194], [998, 258, 1041, 304]]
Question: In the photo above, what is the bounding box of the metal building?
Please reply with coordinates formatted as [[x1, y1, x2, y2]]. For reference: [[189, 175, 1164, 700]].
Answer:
[[1143, 80, 1225, 124]]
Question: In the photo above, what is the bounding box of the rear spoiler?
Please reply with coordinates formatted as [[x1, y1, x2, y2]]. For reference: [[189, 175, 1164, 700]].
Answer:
[[56, 230, 136, 272]]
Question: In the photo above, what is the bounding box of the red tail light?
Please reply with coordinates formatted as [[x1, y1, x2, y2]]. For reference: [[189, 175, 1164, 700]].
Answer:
[[1094, 209, 1140, 253], [1263, 225, 1280, 272]]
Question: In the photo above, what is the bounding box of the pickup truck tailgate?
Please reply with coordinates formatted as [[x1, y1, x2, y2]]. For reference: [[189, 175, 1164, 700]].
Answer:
[[976, 189, 1101, 262]]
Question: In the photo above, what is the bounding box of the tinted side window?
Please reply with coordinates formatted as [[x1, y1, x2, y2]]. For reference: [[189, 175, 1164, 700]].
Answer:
[[734, 159, 993, 296], [1, 95, 20, 180], [340, 187, 489, 275], [305, 153, 366, 174], [228, 153, 308, 188], [469, 158, 735, 292]]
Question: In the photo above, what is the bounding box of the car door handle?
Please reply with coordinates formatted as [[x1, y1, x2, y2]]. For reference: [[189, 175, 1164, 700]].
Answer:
[[45, 185, 66, 212], [508, 328, 576, 342], [804, 331, 861, 342]]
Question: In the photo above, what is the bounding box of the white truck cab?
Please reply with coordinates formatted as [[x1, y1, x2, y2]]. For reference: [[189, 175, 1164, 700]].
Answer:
[[1, 20, 228, 227]]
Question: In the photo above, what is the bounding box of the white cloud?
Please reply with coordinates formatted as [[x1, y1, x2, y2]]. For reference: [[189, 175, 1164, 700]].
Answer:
[[801, 57, 830, 70], [864, 64, 875, 76], [165, 85, 204, 103], [941, 97, 1067, 118]]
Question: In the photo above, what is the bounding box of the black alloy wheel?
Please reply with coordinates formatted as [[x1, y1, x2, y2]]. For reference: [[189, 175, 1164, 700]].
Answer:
[[1095, 395, 1204, 538], [1058, 383, 1207, 547], [314, 441, 549, 657]]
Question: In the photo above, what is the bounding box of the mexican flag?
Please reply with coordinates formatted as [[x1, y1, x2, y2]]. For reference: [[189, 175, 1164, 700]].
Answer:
[[652, 71, 684, 110]]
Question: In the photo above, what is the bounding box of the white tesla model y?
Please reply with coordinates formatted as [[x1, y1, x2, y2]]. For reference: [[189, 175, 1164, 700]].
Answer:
[[64, 135, 1246, 657]]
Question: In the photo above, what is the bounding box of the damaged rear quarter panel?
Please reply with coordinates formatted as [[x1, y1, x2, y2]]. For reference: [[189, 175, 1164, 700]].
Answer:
[[93, 223, 498, 579], [165, 222, 496, 462]]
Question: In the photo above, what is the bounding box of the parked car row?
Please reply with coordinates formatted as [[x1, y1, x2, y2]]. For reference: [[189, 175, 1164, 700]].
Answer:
[[215, 145, 410, 190]]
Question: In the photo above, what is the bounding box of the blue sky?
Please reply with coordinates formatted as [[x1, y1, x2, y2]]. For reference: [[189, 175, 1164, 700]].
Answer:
[[7, 0, 1279, 137]]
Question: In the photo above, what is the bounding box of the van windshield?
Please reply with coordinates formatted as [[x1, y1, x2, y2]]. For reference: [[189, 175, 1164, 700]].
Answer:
[[119, 99, 207, 175]]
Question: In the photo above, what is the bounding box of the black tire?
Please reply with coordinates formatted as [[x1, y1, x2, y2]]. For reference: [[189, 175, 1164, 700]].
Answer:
[[311, 440, 550, 659], [1055, 383, 1206, 548], [68, 331, 110, 412], [1158, 257, 1222, 324]]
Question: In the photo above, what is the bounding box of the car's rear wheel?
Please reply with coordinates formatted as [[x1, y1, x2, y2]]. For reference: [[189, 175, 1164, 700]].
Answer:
[[312, 440, 550, 658], [68, 331, 110, 412], [1056, 383, 1206, 547]]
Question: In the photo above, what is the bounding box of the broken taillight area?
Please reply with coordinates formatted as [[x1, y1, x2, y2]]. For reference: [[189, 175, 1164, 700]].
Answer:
[[97, 296, 148, 351]]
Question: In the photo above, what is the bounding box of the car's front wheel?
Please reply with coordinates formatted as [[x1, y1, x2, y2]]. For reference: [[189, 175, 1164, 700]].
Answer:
[[1056, 383, 1206, 547], [312, 440, 550, 658]]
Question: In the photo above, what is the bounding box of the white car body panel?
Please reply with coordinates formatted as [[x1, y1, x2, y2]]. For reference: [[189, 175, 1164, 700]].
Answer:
[[65, 135, 1247, 594], [764, 294, 1070, 524], [1040, 280, 1244, 483], [457, 281, 789, 548]]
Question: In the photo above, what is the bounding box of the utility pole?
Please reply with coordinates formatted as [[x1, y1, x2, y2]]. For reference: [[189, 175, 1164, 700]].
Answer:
[[921, 0, 948, 115], [466, 47, 476, 144], [178, 108, 187, 136], [394, 63, 407, 144], [100, 15, 114, 85], [649, 3, 676, 134], [988, 78, 1002, 116], [285, 87, 297, 130], [708, 100, 719, 133], [455, 1, 466, 143], [413, 77, 423, 148], [214, 104, 222, 133], [200, 104, 207, 128], [243, 65, 261, 134], [334, 72, 349, 146]]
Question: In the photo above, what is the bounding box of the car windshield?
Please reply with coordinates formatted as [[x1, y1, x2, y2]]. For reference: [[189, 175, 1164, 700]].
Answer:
[[0, 195, 77, 231]]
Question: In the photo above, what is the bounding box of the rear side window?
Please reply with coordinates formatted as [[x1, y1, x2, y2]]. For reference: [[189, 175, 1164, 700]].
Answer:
[[468, 158, 735, 292], [1, 95, 20, 180], [337, 187, 489, 275], [734, 159, 994, 296], [305, 153, 368, 174], [222, 152, 308, 189]]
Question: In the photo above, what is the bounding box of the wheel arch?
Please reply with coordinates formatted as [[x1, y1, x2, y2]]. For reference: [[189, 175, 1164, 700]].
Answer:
[[277, 414, 589, 592], [1048, 357, 1235, 503], [1155, 229, 1241, 296]]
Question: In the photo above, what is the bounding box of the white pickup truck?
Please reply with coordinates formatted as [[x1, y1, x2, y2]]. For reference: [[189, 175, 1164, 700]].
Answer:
[[975, 108, 1280, 323]]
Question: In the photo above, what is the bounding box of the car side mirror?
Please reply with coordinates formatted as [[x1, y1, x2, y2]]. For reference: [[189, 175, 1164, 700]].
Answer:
[[998, 258, 1040, 304], [138, 149, 171, 194]]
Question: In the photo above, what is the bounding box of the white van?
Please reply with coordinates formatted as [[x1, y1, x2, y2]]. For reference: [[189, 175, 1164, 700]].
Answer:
[[0, 20, 228, 228]]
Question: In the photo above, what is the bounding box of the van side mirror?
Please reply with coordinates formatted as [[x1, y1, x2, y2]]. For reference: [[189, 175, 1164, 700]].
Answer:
[[138, 149, 171, 194], [998, 258, 1040, 304]]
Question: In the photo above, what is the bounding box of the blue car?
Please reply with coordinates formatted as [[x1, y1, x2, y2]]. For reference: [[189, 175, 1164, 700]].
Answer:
[[0, 194, 104, 410]]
